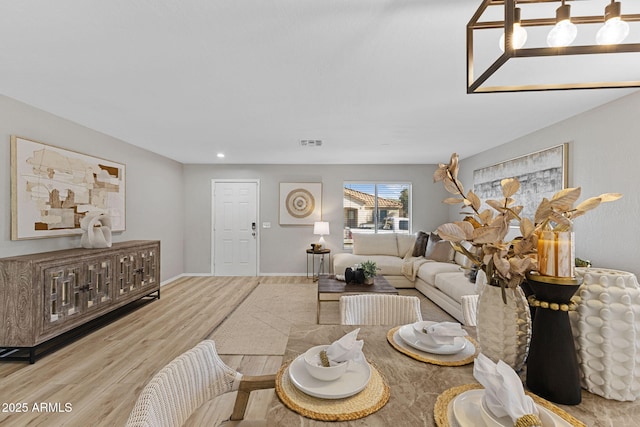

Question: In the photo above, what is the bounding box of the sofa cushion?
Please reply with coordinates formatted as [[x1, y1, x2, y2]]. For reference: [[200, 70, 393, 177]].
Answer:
[[417, 261, 462, 284], [433, 272, 476, 304], [412, 231, 429, 257], [333, 253, 404, 276], [353, 233, 398, 256], [397, 233, 417, 258], [365, 255, 405, 276]]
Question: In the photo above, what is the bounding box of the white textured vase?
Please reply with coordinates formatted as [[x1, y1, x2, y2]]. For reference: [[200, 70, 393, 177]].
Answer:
[[475, 270, 532, 372], [571, 268, 640, 401]]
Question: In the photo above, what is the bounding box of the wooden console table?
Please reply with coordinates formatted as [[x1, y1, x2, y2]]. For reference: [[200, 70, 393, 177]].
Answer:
[[0, 240, 160, 363]]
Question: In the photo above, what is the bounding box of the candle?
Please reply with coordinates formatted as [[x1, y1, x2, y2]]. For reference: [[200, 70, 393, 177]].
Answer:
[[538, 231, 575, 278]]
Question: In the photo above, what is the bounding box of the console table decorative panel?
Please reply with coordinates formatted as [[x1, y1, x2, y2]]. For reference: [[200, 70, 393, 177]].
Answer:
[[0, 240, 160, 363]]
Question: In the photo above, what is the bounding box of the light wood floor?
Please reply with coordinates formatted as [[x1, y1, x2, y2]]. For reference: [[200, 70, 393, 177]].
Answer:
[[0, 275, 452, 427], [0, 276, 293, 427]]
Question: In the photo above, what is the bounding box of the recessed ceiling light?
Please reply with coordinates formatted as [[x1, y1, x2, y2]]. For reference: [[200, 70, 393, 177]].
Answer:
[[217, 153, 225, 158]]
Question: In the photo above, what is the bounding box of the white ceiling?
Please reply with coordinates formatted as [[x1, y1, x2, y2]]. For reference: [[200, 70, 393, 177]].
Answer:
[[1, 0, 637, 164]]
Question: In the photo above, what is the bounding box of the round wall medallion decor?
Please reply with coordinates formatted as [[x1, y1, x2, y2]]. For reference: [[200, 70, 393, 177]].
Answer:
[[285, 188, 315, 218]]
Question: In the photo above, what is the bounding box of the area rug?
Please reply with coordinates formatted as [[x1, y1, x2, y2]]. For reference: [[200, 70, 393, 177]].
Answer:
[[211, 282, 317, 355], [400, 289, 458, 324]]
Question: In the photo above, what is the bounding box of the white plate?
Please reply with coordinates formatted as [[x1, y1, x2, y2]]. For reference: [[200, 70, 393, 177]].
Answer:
[[398, 323, 467, 355], [288, 355, 371, 399], [452, 390, 558, 427]]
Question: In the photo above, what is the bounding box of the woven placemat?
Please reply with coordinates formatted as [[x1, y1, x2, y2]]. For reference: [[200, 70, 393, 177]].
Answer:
[[434, 383, 586, 427], [386, 326, 478, 366], [275, 359, 390, 421]]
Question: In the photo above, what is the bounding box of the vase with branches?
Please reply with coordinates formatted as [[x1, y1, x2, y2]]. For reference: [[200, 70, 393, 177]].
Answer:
[[433, 152, 621, 371], [433, 153, 621, 300]]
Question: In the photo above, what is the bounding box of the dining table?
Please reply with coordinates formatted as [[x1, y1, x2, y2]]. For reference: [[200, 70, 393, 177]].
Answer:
[[266, 323, 640, 426]]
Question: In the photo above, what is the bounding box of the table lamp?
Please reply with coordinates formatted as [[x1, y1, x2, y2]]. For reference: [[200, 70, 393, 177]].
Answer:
[[313, 221, 330, 246]]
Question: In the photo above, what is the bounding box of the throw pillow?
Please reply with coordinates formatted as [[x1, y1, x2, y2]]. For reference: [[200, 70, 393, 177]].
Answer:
[[424, 232, 441, 255], [425, 233, 455, 262], [412, 231, 429, 257]]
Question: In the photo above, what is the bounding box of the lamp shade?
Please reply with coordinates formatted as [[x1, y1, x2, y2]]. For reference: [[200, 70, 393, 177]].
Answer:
[[313, 221, 330, 236]]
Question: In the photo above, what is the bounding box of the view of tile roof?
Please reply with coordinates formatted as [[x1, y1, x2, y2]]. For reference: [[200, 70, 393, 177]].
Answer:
[[343, 188, 403, 208]]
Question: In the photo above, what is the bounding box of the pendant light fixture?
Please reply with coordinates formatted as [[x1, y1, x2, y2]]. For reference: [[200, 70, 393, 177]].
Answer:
[[597, 1, 630, 45], [499, 5, 527, 51], [547, 0, 577, 47], [467, 0, 640, 93]]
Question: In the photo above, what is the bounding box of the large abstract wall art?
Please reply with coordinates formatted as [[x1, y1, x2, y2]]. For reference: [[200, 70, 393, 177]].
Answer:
[[11, 136, 126, 240]]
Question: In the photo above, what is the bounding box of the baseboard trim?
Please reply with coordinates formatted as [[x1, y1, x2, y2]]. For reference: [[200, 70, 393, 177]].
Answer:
[[161, 273, 212, 286], [167, 272, 311, 281], [259, 272, 309, 277]]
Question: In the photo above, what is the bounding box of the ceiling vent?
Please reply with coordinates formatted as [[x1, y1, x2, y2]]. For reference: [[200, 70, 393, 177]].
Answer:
[[300, 139, 323, 147]]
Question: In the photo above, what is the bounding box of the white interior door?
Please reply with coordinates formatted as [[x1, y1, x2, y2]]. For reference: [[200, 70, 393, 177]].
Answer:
[[213, 181, 258, 276]]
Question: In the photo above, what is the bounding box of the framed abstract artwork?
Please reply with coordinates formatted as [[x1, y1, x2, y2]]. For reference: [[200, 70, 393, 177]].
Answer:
[[279, 182, 322, 225], [11, 136, 126, 240], [473, 143, 568, 220]]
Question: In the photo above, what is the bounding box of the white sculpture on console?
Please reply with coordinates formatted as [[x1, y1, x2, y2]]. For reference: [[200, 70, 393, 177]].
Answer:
[[80, 212, 113, 248], [571, 267, 640, 401]]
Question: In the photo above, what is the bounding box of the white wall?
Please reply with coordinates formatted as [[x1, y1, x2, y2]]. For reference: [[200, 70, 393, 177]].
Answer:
[[454, 90, 640, 277], [183, 164, 450, 275], [6, 89, 636, 279], [0, 95, 185, 281]]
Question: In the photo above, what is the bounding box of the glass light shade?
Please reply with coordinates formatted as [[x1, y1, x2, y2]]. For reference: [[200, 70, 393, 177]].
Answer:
[[499, 24, 528, 52], [596, 17, 630, 45], [547, 20, 578, 47]]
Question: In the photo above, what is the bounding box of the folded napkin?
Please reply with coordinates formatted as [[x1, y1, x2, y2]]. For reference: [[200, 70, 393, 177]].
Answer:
[[473, 353, 542, 427], [424, 321, 468, 345], [325, 328, 365, 365]]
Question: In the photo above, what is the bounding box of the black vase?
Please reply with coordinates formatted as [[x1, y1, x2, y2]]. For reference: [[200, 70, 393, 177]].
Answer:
[[519, 281, 536, 320], [525, 274, 582, 405]]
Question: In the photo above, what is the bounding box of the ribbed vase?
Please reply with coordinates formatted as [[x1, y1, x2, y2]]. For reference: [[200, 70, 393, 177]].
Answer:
[[571, 268, 640, 401], [475, 270, 532, 372]]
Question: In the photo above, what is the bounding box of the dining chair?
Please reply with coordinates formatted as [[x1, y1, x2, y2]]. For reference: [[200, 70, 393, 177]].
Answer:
[[340, 294, 423, 325], [125, 340, 276, 427], [461, 294, 478, 327]]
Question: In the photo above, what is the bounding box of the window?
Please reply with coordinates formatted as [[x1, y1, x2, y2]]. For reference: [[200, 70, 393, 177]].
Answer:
[[343, 182, 411, 248]]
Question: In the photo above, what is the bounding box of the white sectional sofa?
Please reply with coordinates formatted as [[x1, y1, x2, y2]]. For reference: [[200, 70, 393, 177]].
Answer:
[[332, 232, 478, 324], [333, 233, 416, 289]]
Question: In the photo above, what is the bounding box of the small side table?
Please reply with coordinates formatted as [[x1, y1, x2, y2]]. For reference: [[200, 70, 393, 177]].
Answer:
[[306, 249, 330, 281]]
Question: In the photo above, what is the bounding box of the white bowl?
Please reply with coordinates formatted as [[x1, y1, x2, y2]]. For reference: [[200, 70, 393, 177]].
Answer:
[[303, 345, 348, 381], [480, 397, 551, 427], [412, 321, 439, 346], [479, 400, 509, 427]]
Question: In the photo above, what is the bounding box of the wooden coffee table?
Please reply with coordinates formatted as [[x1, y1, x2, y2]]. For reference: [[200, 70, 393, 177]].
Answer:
[[317, 274, 398, 323]]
